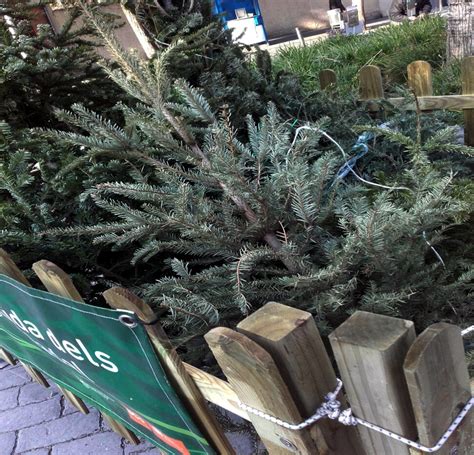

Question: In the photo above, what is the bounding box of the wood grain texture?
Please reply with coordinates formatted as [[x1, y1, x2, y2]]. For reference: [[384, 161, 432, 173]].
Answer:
[[0, 251, 52, 387], [329, 311, 417, 455], [183, 363, 249, 420], [462, 56, 474, 146], [206, 326, 323, 454], [0, 249, 31, 286], [30, 261, 151, 442], [388, 95, 474, 111], [103, 287, 234, 454], [404, 323, 473, 455], [359, 66, 384, 100], [320, 69, 337, 90], [21, 362, 50, 387], [102, 413, 140, 444], [407, 61, 433, 97], [237, 302, 364, 455], [0, 347, 16, 365]]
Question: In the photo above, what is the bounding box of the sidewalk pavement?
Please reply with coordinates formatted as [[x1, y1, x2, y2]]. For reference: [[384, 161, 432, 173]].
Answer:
[[0, 360, 256, 455]]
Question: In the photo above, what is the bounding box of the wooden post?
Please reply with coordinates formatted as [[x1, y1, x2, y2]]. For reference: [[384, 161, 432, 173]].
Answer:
[[359, 65, 384, 113], [206, 326, 323, 454], [0, 249, 50, 388], [462, 56, 474, 146], [407, 61, 433, 97], [320, 69, 337, 91], [32, 261, 138, 443], [103, 287, 234, 454], [404, 323, 473, 455], [237, 302, 365, 455], [0, 347, 16, 365], [329, 311, 417, 455]]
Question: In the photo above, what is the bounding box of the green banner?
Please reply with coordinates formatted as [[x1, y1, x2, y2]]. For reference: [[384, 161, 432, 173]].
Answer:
[[0, 274, 213, 455]]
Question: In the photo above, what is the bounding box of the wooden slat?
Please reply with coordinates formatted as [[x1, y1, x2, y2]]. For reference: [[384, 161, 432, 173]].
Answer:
[[206, 327, 323, 454], [404, 323, 473, 455], [407, 61, 433, 97], [31, 261, 145, 442], [329, 311, 417, 455], [359, 65, 384, 112], [0, 249, 31, 286], [0, 250, 51, 387], [237, 302, 364, 454], [320, 69, 337, 90], [462, 56, 474, 146], [102, 413, 140, 445], [388, 95, 474, 111], [21, 362, 50, 387], [0, 347, 16, 365], [60, 387, 89, 415], [103, 287, 234, 454], [183, 363, 248, 421]]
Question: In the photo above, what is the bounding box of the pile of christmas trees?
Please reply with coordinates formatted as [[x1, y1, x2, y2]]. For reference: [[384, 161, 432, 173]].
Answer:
[[1, 1, 472, 359]]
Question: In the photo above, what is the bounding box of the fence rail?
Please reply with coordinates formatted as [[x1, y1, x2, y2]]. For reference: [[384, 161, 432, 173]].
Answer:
[[0, 249, 472, 454], [319, 56, 474, 146]]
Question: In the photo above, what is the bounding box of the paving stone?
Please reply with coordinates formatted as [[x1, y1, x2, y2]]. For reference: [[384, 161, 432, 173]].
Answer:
[[18, 382, 59, 405], [51, 431, 124, 455], [20, 449, 50, 455], [1, 397, 61, 433], [16, 408, 101, 452], [62, 395, 81, 416], [0, 387, 19, 411], [0, 431, 16, 454], [128, 449, 161, 455], [0, 366, 31, 390], [124, 438, 159, 454]]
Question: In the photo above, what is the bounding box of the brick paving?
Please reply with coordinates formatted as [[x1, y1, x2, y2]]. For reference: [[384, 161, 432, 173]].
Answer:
[[0, 360, 259, 454], [0, 360, 161, 454]]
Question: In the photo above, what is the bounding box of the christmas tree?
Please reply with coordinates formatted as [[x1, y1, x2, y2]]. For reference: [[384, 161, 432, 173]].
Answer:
[[44, 3, 473, 355]]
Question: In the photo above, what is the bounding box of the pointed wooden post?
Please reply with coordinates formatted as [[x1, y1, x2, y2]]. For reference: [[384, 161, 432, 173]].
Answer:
[[462, 56, 474, 146], [329, 311, 417, 455], [32, 260, 138, 442], [237, 302, 365, 454], [0, 347, 16, 365], [320, 69, 337, 91], [206, 327, 324, 454], [404, 323, 473, 455], [103, 287, 234, 454], [407, 61, 433, 97], [0, 249, 50, 388], [359, 65, 384, 114]]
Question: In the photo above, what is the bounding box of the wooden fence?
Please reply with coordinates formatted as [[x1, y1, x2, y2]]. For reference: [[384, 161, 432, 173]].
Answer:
[[0, 248, 472, 455], [319, 56, 474, 147]]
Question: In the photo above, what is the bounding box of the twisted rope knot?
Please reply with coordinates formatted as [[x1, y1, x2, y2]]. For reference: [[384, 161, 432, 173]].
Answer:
[[317, 391, 358, 426]]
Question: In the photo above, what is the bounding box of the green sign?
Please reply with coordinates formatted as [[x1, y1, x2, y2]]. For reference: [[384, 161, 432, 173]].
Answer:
[[0, 274, 213, 455]]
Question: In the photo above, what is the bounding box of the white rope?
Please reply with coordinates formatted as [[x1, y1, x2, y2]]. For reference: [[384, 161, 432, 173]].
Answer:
[[239, 326, 474, 453], [289, 126, 410, 192], [461, 325, 474, 336]]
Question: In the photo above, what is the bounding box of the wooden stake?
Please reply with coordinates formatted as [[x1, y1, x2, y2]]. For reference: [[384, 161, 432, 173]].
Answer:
[[404, 323, 473, 455], [102, 413, 140, 445], [359, 65, 384, 112], [407, 61, 433, 97], [206, 327, 323, 454], [320, 69, 337, 91], [0, 347, 16, 366], [462, 56, 474, 146], [0, 250, 50, 388], [237, 302, 365, 455], [103, 287, 234, 454], [329, 311, 417, 455], [31, 261, 142, 438]]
